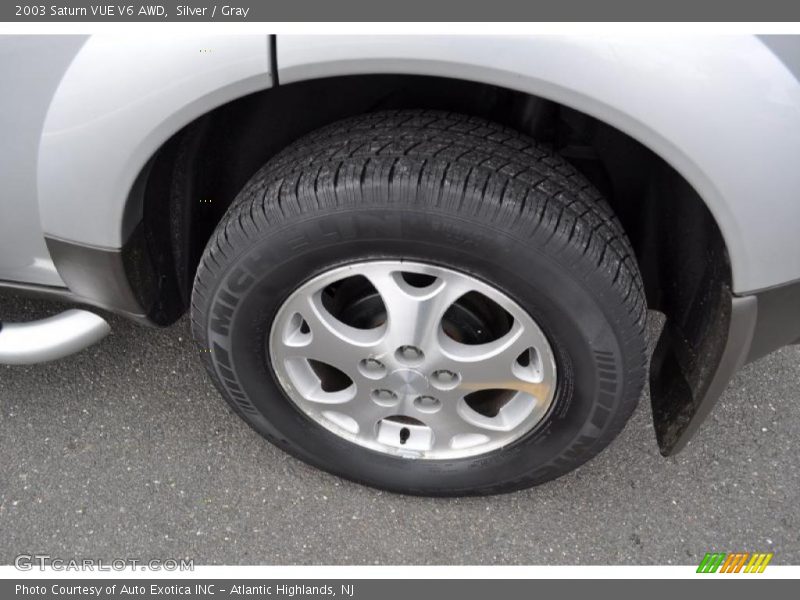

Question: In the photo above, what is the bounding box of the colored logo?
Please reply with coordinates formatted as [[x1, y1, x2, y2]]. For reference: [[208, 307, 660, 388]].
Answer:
[[697, 552, 773, 573]]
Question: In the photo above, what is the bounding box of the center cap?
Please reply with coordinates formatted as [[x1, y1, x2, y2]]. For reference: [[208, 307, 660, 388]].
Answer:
[[387, 368, 428, 398]]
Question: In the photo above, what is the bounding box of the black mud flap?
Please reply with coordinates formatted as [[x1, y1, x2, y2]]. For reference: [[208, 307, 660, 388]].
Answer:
[[649, 283, 757, 455]]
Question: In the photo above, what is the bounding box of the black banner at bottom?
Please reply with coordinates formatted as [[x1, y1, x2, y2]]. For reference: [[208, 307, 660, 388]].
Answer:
[[3, 579, 796, 599]]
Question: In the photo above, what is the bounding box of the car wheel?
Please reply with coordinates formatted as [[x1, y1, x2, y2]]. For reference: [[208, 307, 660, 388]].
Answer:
[[191, 110, 647, 496]]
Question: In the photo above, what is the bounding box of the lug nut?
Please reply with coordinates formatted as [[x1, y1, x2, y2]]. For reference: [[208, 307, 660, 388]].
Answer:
[[358, 357, 387, 379], [397, 345, 424, 363], [433, 370, 456, 383], [371, 389, 399, 406], [432, 369, 460, 389], [413, 395, 441, 413]]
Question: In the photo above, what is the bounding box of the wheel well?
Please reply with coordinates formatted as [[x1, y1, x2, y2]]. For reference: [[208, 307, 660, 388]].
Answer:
[[135, 73, 730, 326]]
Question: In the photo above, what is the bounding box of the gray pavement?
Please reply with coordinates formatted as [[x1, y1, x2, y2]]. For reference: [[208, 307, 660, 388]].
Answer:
[[1, 293, 798, 565]]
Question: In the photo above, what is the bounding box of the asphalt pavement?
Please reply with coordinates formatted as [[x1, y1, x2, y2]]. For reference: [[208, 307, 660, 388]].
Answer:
[[1, 293, 798, 565]]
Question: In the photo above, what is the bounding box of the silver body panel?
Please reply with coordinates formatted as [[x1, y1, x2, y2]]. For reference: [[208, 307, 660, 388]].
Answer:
[[0, 36, 86, 286]]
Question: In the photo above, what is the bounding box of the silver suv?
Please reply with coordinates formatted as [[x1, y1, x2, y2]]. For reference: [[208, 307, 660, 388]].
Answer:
[[1, 35, 799, 495]]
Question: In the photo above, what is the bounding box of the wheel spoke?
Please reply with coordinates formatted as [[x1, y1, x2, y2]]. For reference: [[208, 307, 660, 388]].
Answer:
[[318, 392, 395, 437], [420, 393, 504, 451], [443, 321, 554, 401], [275, 290, 383, 380], [363, 267, 473, 350]]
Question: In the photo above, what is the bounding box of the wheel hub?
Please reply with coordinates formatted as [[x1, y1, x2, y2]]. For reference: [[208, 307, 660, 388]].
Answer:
[[386, 368, 429, 399]]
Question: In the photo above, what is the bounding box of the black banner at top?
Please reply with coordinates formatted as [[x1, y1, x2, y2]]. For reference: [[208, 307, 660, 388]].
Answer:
[[3, 0, 800, 22]]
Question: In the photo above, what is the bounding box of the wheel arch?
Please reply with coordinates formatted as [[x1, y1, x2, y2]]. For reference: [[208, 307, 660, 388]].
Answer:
[[128, 70, 743, 455], [37, 34, 273, 251], [39, 36, 800, 454]]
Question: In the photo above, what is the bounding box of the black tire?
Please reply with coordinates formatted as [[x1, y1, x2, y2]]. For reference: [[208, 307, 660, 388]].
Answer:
[[191, 110, 647, 496]]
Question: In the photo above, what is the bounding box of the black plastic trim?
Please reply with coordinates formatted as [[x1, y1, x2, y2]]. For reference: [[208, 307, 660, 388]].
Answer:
[[650, 275, 800, 455], [44, 230, 155, 326], [269, 35, 279, 87], [652, 294, 757, 455], [746, 278, 800, 363]]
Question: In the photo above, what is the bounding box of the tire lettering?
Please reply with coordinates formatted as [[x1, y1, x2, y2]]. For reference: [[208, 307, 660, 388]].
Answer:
[[226, 266, 255, 294], [210, 300, 234, 336]]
